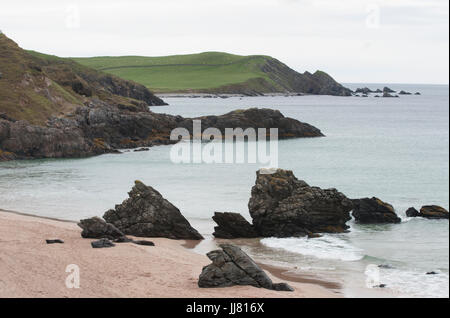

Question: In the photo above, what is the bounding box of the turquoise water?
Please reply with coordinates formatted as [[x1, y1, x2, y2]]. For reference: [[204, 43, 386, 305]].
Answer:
[[0, 84, 448, 297]]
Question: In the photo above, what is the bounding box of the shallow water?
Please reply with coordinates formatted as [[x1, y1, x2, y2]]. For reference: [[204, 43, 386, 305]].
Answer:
[[0, 83, 448, 297]]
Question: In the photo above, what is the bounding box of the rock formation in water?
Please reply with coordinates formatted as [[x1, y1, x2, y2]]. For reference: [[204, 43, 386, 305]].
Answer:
[[212, 212, 258, 239], [352, 197, 402, 224], [248, 169, 353, 237], [198, 244, 294, 291], [409, 205, 449, 219], [405, 207, 421, 218], [103, 181, 203, 240]]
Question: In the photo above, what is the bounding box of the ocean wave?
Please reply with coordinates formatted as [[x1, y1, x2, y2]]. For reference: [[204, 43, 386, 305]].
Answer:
[[261, 235, 364, 262]]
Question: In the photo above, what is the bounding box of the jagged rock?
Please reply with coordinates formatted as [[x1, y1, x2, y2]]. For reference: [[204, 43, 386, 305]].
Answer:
[[212, 212, 258, 239], [103, 181, 203, 240], [375, 89, 383, 93], [352, 197, 401, 224], [91, 238, 115, 249], [383, 87, 396, 93], [78, 217, 125, 240], [46, 239, 64, 244], [398, 90, 412, 95], [355, 87, 374, 94], [419, 205, 449, 219], [248, 169, 353, 237], [198, 244, 293, 292], [405, 207, 421, 218]]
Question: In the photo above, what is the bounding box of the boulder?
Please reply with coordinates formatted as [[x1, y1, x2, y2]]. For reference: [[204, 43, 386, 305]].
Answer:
[[212, 212, 258, 239], [419, 205, 449, 219], [78, 217, 125, 240], [405, 207, 421, 218], [398, 90, 412, 95], [415, 92, 421, 95], [103, 181, 203, 240], [132, 240, 155, 246], [352, 197, 401, 224], [198, 244, 293, 292], [382, 92, 398, 98], [248, 169, 353, 237], [383, 87, 396, 93], [91, 238, 115, 249], [46, 239, 64, 244]]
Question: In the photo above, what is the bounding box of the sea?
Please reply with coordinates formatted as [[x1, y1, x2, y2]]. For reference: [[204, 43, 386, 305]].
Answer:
[[0, 83, 448, 298]]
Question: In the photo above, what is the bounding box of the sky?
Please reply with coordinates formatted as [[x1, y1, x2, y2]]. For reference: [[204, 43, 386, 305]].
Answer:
[[1, 0, 448, 84]]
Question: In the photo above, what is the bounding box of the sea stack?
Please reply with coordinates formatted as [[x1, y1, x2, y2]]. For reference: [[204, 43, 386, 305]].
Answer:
[[248, 169, 353, 237]]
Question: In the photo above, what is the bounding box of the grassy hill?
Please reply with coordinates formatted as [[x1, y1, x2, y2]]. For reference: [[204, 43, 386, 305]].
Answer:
[[0, 34, 165, 124], [73, 52, 352, 96]]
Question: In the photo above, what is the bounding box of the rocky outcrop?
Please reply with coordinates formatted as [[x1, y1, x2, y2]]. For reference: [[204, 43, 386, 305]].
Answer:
[[405, 207, 420, 218], [248, 169, 353, 237], [78, 217, 125, 240], [178, 108, 324, 139], [198, 244, 293, 291], [398, 90, 412, 95], [103, 181, 203, 240], [419, 205, 449, 219], [352, 197, 401, 224], [212, 212, 258, 239], [383, 87, 396, 93], [355, 87, 374, 94], [0, 106, 323, 161]]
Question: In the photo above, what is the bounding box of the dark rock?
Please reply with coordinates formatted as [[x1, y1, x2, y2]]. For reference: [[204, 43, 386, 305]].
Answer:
[[375, 284, 387, 288], [178, 108, 324, 139], [398, 90, 412, 95], [212, 212, 258, 239], [91, 238, 115, 248], [248, 169, 353, 237], [198, 244, 293, 292], [405, 207, 421, 218], [46, 239, 64, 244], [374, 89, 383, 93], [133, 147, 150, 152], [132, 240, 155, 246], [352, 197, 401, 224], [272, 283, 295, 292], [419, 205, 449, 219], [426, 271, 438, 275], [355, 87, 374, 94], [78, 217, 125, 240], [103, 180, 203, 240], [383, 87, 396, 93], [415, 92, 421, 95], [382, 92, 398, 98], [113, 236, 134, 243], [378, 264, 394, 269]]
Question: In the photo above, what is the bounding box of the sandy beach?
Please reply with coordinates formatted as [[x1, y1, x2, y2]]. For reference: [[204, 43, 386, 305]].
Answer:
[[0, 209, 338, 298]]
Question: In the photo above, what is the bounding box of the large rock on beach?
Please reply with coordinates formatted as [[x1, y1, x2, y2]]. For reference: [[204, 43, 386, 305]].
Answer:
[[352, 197, 402, 224], [198, 244, 293, 291], [103, 181, 203, 240], [248, 169, 353, 237], [212, 212, 258, 239], [78, 216, 125, 240]]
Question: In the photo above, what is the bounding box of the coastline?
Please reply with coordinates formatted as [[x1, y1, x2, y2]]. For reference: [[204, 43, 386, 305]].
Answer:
[[0, 209, 339, 298]]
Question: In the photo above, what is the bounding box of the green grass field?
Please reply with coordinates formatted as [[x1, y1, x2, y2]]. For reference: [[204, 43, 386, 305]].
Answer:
[[72, 52, 280, 93]]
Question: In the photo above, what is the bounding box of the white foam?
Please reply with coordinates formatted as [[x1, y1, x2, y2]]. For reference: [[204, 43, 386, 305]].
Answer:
[[261, 235, 365, 262]]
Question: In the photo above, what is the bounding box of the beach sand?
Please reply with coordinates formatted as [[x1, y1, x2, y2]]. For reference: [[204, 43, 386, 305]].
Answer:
[[0, 209, 339, 298]]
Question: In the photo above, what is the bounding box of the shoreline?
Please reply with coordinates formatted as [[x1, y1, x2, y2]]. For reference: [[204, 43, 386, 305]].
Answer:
[[0, 209, 339, 298]]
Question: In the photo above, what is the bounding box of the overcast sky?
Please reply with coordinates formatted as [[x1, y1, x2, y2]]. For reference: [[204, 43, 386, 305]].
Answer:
[[1, 0, 448, 84]]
